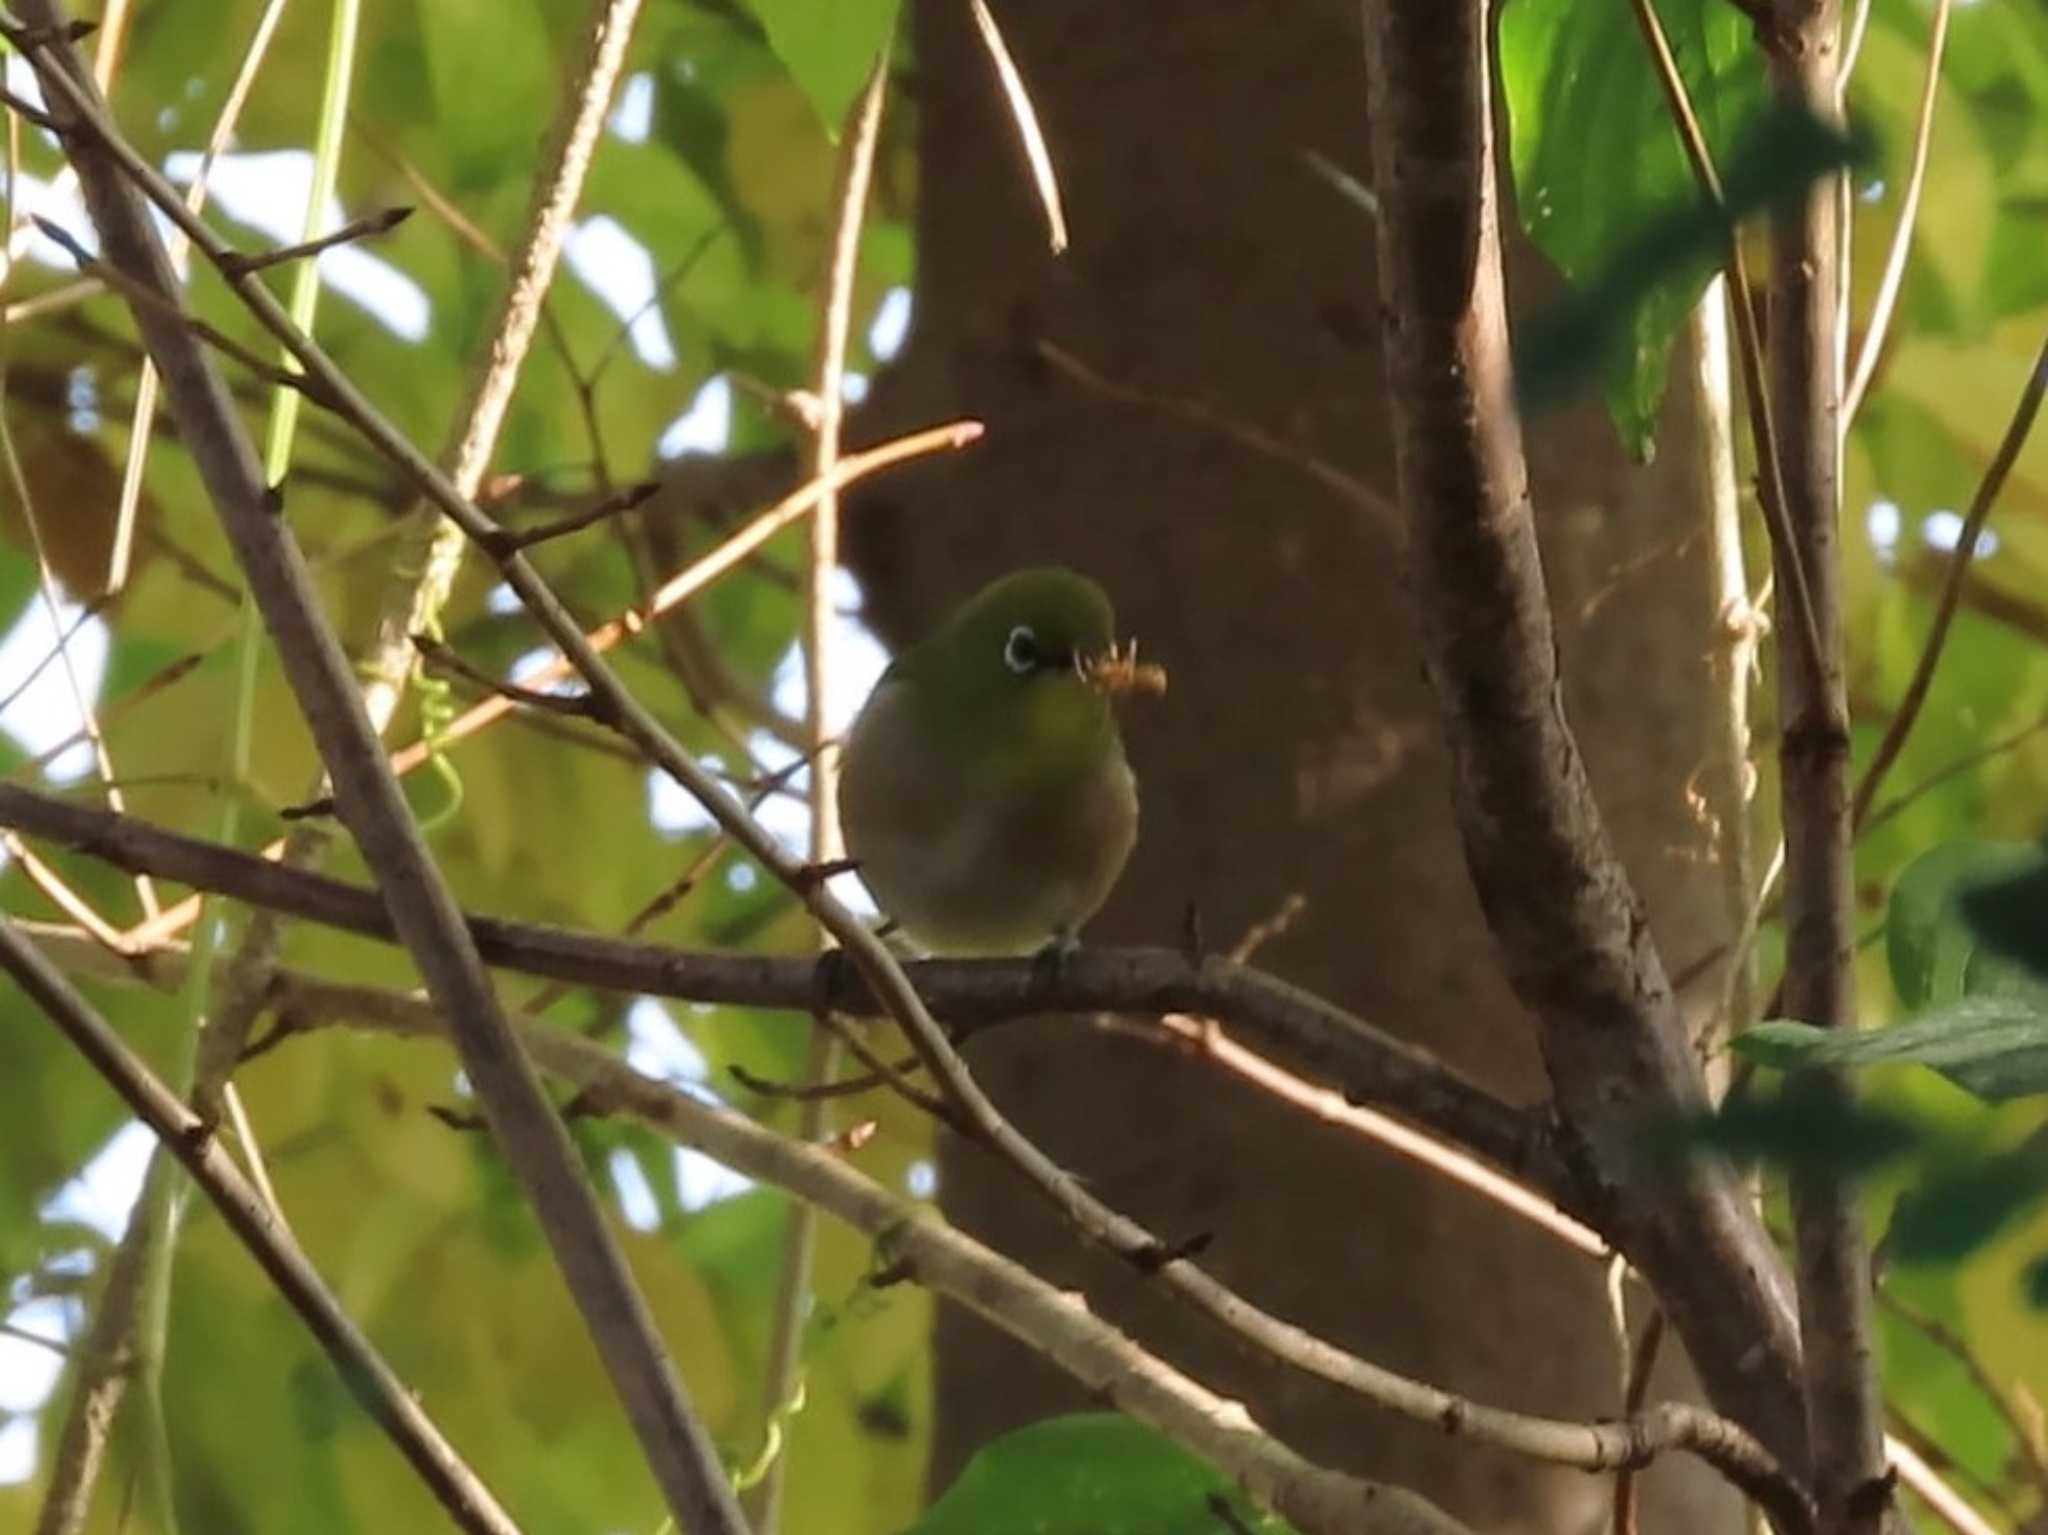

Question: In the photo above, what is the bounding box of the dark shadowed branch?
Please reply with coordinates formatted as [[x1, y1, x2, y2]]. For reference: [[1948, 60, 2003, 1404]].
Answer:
[[1356, 0, 1808, 1476]]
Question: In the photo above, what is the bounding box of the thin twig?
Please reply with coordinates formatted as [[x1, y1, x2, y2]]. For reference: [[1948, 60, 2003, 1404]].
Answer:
[[1611, 1311, 1667, 1535], [506, 478, 658, 548], [0, 363, 153, 918], [1128, 1010, 1607, 1258], [0, 780, 1560, 1196], [0, 593, 108, 716], [968, 0, 1067, 253], [0, 918, 527, 1535], [1841, 0, 1951, 422], [1761, 0, 1888, 1524], [1877, 1288, 2048, 1498], [4, 833, 138, 955], [9, 11, 749, 1531], [746, 48, 888, 1535], [32, 216, 343, 405], [1361, 0, 1806, 1472], [1627, 0, 1828, 701], [1849, 331, 2048, 829], [119, 420, 980, 951], [108, 0, 289, 596], [347, 960, 1811, 1535], [412, 633, 598, 717], [217, 204, 412, 277], [5, 43, 1762, 1528], [1032, 338, 1402, 535], [354, 0, 651, 742], [9, 650, 204, 783], [1860, 712, 2048, 835], [26, 913, 2006, 1535]]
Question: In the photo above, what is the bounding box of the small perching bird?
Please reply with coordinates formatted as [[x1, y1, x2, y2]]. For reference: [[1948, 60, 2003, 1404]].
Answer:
[[840, 567, 1162, 956]]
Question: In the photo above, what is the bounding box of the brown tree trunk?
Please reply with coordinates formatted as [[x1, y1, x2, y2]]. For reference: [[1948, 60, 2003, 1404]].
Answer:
[[852, 6, 1752, 1529]]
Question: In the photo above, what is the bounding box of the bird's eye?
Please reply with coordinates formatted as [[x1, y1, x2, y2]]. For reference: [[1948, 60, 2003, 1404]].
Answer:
[[1003, 624, 1041, 675]]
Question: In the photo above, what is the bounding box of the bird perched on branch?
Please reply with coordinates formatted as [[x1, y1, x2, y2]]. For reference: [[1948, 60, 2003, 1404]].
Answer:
[[840, 567, 1163, 956]]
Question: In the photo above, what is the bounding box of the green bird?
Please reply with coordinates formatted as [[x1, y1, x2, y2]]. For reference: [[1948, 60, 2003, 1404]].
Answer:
[[840, 567, 1157, 957]]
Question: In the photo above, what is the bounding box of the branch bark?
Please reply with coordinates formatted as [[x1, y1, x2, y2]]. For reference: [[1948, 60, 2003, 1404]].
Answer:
[[1763, 3, 1888, 1529], [7, 12, 751, 1533], [0, 783, 1559, 1201], [11, 917, 1815, 1535], [0, 919, 525, 1535], [1356, 0, 1807, 1474]]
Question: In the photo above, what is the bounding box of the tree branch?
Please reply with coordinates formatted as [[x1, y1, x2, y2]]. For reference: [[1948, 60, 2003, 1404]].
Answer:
[[747, 45, 890, 1535], [6, 12, 750, 1532], [1357, 0, 1807, 1472], [1848, 331, 2048, 829], [0, 918, 525, 1535], [1762, 3, 1888, 1527], [13, 916, 1813, 1535], [0, 783, 1559, 1202]]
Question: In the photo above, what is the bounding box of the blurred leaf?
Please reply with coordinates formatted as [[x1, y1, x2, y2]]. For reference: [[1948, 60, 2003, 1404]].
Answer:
[[2023, 1250, 2048, 1308], [1685, 1090, 1922, 1175], [1885, 1132, 2048, 1263], [741, 0, 900, 134], [1958, 847, 2048, 988], [1737, 999, 2048, 1102], [1508, 100, 1868, 439], [1499, 0, 1767, 454], [906, 1414, 1302, 1535], [1889, 840, 2048, 1006]]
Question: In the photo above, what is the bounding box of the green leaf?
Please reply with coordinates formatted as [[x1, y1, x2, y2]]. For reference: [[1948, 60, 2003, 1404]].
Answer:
[[1685, 1090, 1921, 1175], [905, 1414, 1303, 1535], [1885, 1135, 2048, 1263], [1889, 840, 2048, 1007], [2023, 1251, 2048, 1309], [1737, 1000, 2048, 1102], [742, 0, 900, 134], [1499, 0, 1767, 456], [1509, 101, 1867, 443]]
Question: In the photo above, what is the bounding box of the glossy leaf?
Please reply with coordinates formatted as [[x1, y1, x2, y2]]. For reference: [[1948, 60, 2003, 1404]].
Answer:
[[1738, 999, 2048, 1102], [1499, 0, 1767, 455], [906, 1414, 1302, 1535]]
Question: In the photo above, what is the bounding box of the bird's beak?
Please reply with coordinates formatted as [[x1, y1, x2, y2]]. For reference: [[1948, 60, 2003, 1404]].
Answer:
[[1077, 638, 1168, 699]]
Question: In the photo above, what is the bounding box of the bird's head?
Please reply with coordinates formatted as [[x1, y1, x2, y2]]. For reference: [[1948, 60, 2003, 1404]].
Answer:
[[887, 567, 1156, 780]]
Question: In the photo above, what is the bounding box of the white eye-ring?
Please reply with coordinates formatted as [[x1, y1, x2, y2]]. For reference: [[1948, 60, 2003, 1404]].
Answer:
[[1003, 624, 1040, 675]]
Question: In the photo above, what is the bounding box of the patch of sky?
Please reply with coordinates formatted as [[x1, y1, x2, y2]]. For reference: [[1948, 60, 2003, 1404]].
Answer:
[[0, 1415, 37, 1485], [66, 364, 98, 432], [658, 373, 732, 460], [624, 998, 752, 1209], [0, 593, 110, 784], [611, 72, 655, 144], [565, 214, 678, 370], [608, 1147, 662, 1231], [3, 167, 98, 268], [40, 1121, 156, 1242], [649, 751, 720, 836], [162, 150, 429, 341], [868, 285, 912, 362], [1866, 497, 1901, 560], [1922, 509, 1997, 558]]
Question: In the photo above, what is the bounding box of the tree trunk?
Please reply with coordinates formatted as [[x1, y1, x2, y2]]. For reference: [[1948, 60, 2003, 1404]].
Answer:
[[852, 5, 1752, 1529]]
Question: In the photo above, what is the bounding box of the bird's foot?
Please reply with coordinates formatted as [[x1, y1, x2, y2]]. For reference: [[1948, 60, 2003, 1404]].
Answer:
[[1029, 928, 1081, 997]]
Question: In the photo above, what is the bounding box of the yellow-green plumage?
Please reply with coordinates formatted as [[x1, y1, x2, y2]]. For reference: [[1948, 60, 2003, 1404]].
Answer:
[[840, 568, 1139, 956]]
